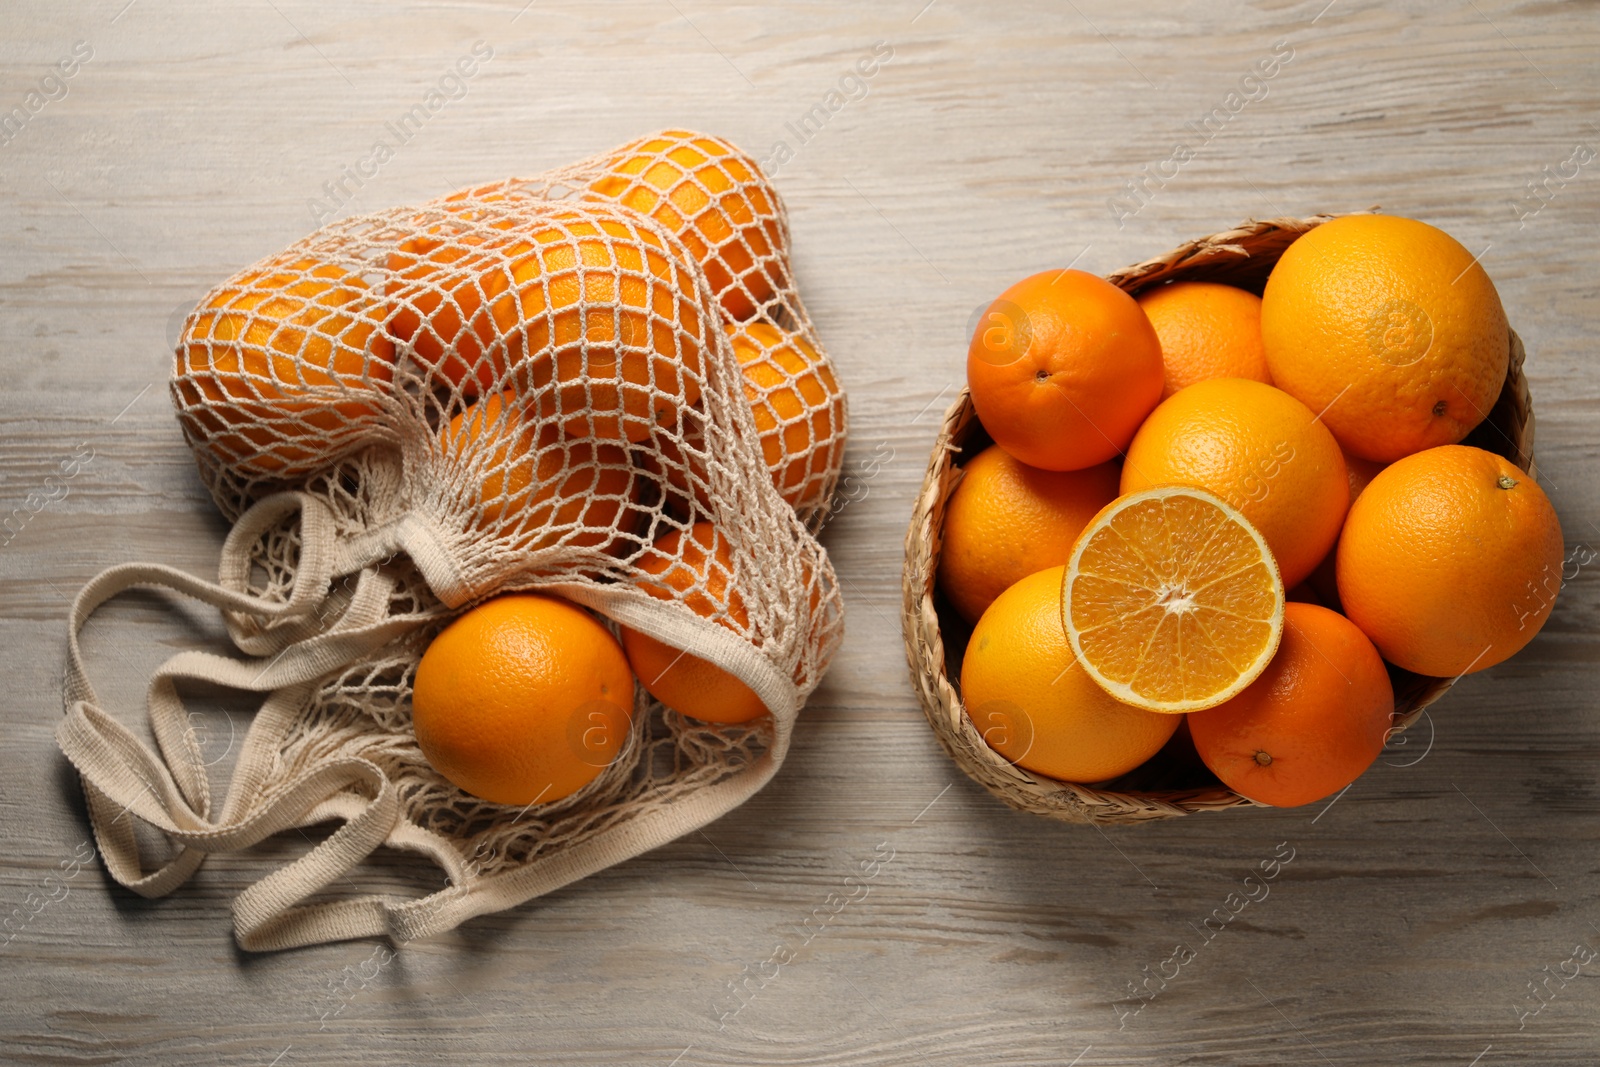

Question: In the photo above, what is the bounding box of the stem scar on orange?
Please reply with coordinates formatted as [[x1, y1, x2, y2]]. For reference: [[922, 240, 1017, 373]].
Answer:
[[966, 269, 1163, 472], [1063, 486, 1285, 713]]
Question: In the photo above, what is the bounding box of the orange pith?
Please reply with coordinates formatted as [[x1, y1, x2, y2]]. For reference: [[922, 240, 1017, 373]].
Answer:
[[1063, 486, 1285, 713]]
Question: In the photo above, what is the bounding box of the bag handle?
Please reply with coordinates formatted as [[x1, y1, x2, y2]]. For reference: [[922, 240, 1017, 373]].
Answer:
[[56, 492, 437, 917], [58, 488, 813, 951]]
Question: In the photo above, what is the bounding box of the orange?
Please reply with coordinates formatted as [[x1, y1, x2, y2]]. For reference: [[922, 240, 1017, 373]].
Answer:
[[387, 207, 705, 442], [1063, 486, 1284, 713], [1260, 214, 1509, 463], [966, 269, 1163, 471], [439, 392, 639, 553], [175, 257, 395, 476], [1337, 444, 1563, 677], [383, 227, 506, 397], [962, 566, 1179, 783], [586, 130, 785, 321], [1189, 602, 1394, 807], [727, 321, 846, 512], [411, 593, 635, 806], [1136, 281, 1272, 400], [938, 444, 1120, 623], [1120, 378, 1348, 589], [618, 522, 767, 723]]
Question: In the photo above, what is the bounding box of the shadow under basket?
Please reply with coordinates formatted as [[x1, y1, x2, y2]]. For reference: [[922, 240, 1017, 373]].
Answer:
[[900, 214, 1537, 824]]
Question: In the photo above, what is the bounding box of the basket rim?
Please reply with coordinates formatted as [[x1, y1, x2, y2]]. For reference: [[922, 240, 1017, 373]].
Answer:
[[900, 213, 1537, 825]]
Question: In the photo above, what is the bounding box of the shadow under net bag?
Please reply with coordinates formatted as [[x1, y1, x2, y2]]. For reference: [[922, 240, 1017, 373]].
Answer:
[[56, 131, 847, 951]]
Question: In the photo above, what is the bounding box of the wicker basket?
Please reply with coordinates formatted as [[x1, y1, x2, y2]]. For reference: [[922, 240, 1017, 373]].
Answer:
[[901, 215, 1536, 824]]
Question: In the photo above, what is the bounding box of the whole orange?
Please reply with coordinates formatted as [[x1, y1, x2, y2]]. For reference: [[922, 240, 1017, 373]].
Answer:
[[966, 269, 1163, 471], [1260, 214, 1509, 463], [1136, 281, 1272, 400], [1337, 444, 1563, 676], [1120, 378, 1348, 589], [387, 208, 705, 442], [619, 522, 768, 724], [437, 393, 639, 553], [175, 257, 395, 476], [586, 130, 785, 321], [1188, 602, 1393, 807], [727, 321, 846, 512], [509, 211, 706, 442], [384, 227, 506, 397], [938, 444, 1119, 623], [412, 594, 635, 806], [962, 566, 1179, 783]]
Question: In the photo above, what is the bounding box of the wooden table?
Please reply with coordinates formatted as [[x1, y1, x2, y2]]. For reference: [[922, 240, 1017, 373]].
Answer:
[[3, 2, 1596, 1063]]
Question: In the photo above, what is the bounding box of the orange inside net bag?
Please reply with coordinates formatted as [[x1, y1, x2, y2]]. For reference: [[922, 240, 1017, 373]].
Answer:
[[55, 130, 847, 951]]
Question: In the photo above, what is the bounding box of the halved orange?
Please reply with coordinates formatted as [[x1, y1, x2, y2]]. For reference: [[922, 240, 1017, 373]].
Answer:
[[1062, 486, 1284, 713]]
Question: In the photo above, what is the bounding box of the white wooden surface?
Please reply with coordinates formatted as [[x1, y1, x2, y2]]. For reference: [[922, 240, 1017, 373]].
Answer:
[[3, 1, 1598, 1064]]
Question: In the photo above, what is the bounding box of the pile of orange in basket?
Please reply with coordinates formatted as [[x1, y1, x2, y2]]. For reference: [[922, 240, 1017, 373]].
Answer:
[[905, 213, 1560, 822]]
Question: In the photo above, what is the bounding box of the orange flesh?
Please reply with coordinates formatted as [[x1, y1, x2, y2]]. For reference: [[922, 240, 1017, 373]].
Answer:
[[1064, 487, 1283, 711]]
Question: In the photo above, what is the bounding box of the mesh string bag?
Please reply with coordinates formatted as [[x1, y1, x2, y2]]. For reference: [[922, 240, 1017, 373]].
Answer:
[[55, 130, 847, 950]]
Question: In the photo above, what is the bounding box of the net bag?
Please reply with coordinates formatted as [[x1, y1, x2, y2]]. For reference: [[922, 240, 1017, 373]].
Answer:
[[55, 131, 847, 950]]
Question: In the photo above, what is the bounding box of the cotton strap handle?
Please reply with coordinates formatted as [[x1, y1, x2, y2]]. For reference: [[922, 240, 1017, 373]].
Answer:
[[55, 494, 431, 940]]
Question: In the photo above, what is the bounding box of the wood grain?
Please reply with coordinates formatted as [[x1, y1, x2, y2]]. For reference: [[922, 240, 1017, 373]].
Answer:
[[2, 0, 1598, 1063]]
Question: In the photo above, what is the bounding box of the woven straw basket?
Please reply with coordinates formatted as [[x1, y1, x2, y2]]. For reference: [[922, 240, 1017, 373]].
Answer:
[[901, 215, 1536, 824]]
